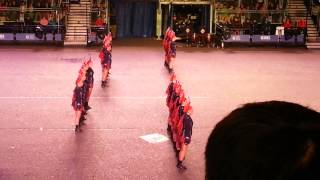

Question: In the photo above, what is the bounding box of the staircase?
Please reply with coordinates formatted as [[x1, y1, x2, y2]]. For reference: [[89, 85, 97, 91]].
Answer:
[[288, 0, 320, 49], [64, 0, 91, 46]]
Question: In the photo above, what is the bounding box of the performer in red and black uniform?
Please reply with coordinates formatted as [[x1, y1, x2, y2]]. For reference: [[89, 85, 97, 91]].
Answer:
[[78, 62, 89, 125], [171, 86, 183, 143], [99, 33, 112, 87], [100, 44, 112, 87], [168, 81, 181, 132], [166, 73, 177, 130], [163, 27, 171, 68], [72, 72, 86, 133], [84, 59, 94, 111], [175, 101, 193, 170], [167, 30, 177, 73], [173, 88, 186, 138], [165, 75, 194, 170], [168, 81, 184, 157]]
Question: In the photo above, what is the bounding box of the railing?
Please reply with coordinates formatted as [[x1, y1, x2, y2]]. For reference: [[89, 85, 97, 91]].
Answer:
[[86, 2, 90, 43], [0, 2, 67, 44], [214, 9, 307, 42], [87, 1, 109, 45], [0, 6, 67, 26], [167, 8, 304, 47], [0, 24, 65, 44], [0, 24, 65, 34], [182, 24, 306, 47], [214, 9, 309, 35], [216, 9, 287, 25], [305, 0, 320, 35]]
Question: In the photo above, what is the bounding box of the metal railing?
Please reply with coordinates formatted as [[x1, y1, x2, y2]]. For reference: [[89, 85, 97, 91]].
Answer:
[[87, 0, 110, 45], [0, 24, 65, 34], [215, 10, 288, 35], [305, 0, 320, 35], [0, 8, 63, 30]]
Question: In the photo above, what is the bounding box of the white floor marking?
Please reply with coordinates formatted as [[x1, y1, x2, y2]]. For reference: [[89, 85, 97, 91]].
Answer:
[[140, 133, 169, 144]]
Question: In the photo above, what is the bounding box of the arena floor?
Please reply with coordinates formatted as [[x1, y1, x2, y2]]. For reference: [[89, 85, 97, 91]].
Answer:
[[0, 39, 320, 180]]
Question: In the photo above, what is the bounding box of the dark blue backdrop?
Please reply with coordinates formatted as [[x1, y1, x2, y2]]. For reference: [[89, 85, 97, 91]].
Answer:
[[114, 0, 156, 38]]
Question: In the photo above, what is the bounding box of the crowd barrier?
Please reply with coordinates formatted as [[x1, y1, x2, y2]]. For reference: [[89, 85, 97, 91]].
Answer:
[[225, 34, 305, 45], [0, 25, 64, 44]]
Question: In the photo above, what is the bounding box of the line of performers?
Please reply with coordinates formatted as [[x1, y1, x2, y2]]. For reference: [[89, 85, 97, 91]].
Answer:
[[71, 32, 113, 133], [71, 59, 94, 133], [163, 27, 177, 73], [99, 32, 113, 88], [166, 73, 194, 170]]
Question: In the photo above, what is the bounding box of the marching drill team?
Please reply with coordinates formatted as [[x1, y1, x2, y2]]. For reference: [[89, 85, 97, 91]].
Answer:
[[72, 58, 94, 132], [71, 29, 193, 170], [166, 73, 194, 170], [72, 33, 112, 132]]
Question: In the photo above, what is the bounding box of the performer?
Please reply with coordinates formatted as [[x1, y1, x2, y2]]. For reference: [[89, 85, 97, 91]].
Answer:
[[168, 81, 181, 132], [79, 62, 89, 125], [165, 75, 193, 170], [168, 81, 183, 153], [171, 87, 183, 144], [174, 90, 186, 137], [163, 27, 171, 68], [166, 73, 177, 130], [167, 30, 177, 73], [72, 72, 86, 133], [84, 59, 94, 111], [100, 44, 112, 87], [176, 104, 193, 170], [99, 32, 112, 87]]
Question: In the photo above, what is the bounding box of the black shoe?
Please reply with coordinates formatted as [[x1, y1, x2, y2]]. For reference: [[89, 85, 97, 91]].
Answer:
[[177, 162, 187, 170], [84, 104, 91, 111], [167, 124, 171, 132], [175, 149, 180, 158], [75, 125, 81, 133], [169, 68, 174, 74], [79, 116, 86, 127], [80, 120, 86, 126], [80, 115, 86, 121], [101, 81, 106, 88]]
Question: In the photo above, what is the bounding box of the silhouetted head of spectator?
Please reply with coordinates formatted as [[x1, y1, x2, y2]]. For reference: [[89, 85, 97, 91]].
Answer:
[[205, 101, 320, 180]]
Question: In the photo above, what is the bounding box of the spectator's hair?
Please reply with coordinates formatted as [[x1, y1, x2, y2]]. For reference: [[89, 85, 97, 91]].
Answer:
[[205, 101, 320, 180]]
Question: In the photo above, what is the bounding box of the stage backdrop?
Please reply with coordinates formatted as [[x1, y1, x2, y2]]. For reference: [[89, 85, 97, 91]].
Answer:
[[114, 0, 157, 38]]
